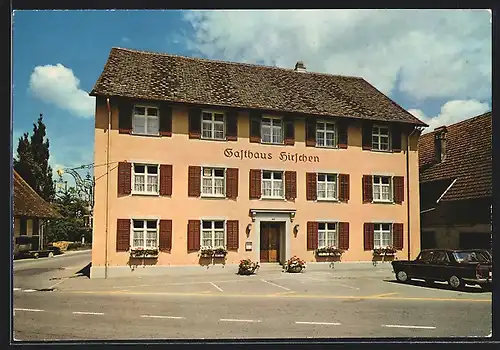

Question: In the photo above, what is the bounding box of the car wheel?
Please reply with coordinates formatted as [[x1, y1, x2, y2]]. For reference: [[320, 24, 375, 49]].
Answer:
[[448, 275, 463, 290], [33, 253, 39, 259], [396, 270, 409, 282], [48, 252, 54, 258]]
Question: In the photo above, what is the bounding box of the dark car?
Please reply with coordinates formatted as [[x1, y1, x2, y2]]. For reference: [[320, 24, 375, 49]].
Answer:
[[391, 249, 492, 291], [46, 245, 63, 256]]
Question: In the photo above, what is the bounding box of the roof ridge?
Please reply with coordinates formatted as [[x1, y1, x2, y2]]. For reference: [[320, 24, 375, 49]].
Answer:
[[431, 110, 492, 132], [13, 169, 52, 204], [111, 46, 366, 81]]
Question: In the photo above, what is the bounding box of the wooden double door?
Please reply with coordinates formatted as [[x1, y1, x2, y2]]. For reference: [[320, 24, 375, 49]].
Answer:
[[260, 222, 282, 263]]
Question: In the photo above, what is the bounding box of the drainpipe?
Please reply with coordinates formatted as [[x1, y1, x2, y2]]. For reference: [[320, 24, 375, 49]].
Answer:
[[105, 97, 112, 279], [406, 126, 421, 260]]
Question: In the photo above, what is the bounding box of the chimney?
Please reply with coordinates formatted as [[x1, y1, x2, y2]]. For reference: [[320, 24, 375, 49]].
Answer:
[[294, 61, 306, 72], [434, 126, 447, 163]]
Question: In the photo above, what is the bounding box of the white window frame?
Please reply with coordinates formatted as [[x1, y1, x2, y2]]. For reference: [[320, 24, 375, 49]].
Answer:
[[130, 219, 159, 249], [132, 163, 159, 195], [372, 175, 393, 203], [316, 120, 337, 148], [200, 219, 226, 248], [261, 170, 284, 199], [132, 105, 160, 136], [318, 222, 339, 248], [317, 173, 338, 201], [201, 167, 226, 197], [261, 116, 284, 144], [201, 110, 226, 140], [373, 223, 393, 249], [371, 125, 391, 152]]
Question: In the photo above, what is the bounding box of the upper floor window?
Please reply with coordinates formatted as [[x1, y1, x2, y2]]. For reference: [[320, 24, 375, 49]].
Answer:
[[372, 125, 390, 151], [262, 170, 284, 198], [318, 222, 338, 248], [202, 168, 225, 197], [261, 117, 283, 144], [202, 111, 225, 140], [201, 220, 225, 248], [317, 173, 337, 200], [133, 164, 159, 195], [133, 106, 159, 136], [373, 175, 392, 202], [316, 121, 336, 148], [131, 219, 158, 249]]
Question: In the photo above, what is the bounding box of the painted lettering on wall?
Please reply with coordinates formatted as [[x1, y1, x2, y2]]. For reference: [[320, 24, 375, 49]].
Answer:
[[223, 148, 320, 163]]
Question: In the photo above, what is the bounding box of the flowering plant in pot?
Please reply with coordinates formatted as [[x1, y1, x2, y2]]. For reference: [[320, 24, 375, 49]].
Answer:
[[130, 247, 159, 258], [315, 246, 344, 257], [283, 256, 306, 273], [213, 246, 228, 258], [199, 246, 214, 258], [238, 259, 260, 275], [373, 246, 397, 256]]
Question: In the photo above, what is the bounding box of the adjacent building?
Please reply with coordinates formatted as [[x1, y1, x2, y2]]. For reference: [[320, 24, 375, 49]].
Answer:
[[419, 112, 492, 250], [89, 47, 427, 278]]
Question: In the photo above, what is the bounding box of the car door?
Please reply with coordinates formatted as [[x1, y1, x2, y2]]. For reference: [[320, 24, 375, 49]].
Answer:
[[410, 250, 433, 278], [428, 250, 450, 282]]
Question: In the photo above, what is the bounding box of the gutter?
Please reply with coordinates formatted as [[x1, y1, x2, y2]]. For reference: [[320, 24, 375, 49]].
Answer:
[[105, 97, 112, 279], [406, 126, 423, 260]]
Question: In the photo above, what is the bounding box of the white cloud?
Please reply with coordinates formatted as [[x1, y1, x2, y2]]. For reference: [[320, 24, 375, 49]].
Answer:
[[182, 9, 491, 101], [409, 99, 490, 133], [121, 36, 131, 43], [29, 64, 95, 118]]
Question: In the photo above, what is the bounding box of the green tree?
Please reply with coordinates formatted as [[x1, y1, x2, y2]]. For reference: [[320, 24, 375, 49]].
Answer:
[[14, 114, 55, 202]]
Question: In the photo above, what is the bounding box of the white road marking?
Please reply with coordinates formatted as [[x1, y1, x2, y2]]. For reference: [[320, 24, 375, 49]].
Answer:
[[23, 289, 36, 293], [219, 318, 261, 323], [296, 321, 341, 326], [13, 288, 21, 291], [383, 324, 436, 330], [260, 279, 291, 291], [140, 315, 185, 319], [49, 279, 67, 289], [14, 308, 44, 312], [72, 311, 104, 315], [209, 282, 223, 292]]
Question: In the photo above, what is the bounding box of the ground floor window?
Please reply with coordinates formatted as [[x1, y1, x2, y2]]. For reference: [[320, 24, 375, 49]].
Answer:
[[374, 223, 392, 248], [201, 220, 225, 248], [318, 222, 338, 247], [132, 219, 158, 249]]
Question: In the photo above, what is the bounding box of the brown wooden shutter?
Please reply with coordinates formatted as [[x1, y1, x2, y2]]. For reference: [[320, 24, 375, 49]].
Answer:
[[159, 219, 172, 251], [226, 220, 239, 251], [393, 223, 404, 250], [285, 171, 297, 200], [391, 124, 402, 152], [188, 108, 201, 139], [284, 115, 295, 145], [117, 162, 132, 195], [159, 104, 173, 137], [306, 117, 316, 147], [226, 168, 239, 200], [307, 221, 319, 250], [188, 166, 201, 197], [362, 175, 373, 203], [249, 169, 261, 199], [337, 121, 348, 149], [118, 99, 133, 134], [338, 222, 350, 250], [363, 223, 374, 251], [159, 164, 173, 196], [393, 176, 404, 204], [338, 174, 350, 202], [362, 122, 373, 150], [306, 172, 317, 200], [249, 111, 261, 143], [187, 220, 200, 252], [116, 219, 130, 251], [226, 111, 238, 141]]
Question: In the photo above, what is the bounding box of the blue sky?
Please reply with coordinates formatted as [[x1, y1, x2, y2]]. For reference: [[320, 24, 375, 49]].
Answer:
[[12, 10, 492, 185]]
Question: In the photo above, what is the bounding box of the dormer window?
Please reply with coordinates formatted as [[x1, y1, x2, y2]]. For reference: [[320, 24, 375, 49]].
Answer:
[[434, 127, 447, 163]]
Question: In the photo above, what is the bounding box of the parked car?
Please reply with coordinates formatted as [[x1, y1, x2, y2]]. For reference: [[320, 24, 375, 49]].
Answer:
[[391, 249, 492, 291]]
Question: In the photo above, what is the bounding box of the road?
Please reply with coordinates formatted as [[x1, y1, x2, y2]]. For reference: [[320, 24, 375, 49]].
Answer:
[[12, 257, 492, 341]]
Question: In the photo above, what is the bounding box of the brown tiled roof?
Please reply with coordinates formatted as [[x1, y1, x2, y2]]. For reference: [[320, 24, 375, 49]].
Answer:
[[418, 112, 492, 201], [90, 47, 427, 126], [13, 170, 61, 219]]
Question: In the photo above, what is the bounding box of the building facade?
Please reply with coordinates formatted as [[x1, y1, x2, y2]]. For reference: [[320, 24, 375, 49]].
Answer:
[[89, 47, 426, 278]]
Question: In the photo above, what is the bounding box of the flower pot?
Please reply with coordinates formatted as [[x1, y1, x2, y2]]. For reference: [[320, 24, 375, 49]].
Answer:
[[317, 252, 333, 257], [213, 253, 226, 258]]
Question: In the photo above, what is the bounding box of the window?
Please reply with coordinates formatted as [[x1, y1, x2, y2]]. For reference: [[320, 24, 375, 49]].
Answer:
[[202, 111, 225, 140], [20, 218, 27, 236], [318, 222, 338, 248], [317, 173, 337, 200], [202, 168, 225, 196], [133, 106, 159, 135], [133, 164, 159, 194], [262, 171, 284, 198], [374, 223, 392, 248], [372, 125, 390, 151], [261, 117, 283, 144], [201, 220, 225, 248], [316, 121, 336, 147], [373, 176, 392, 202], [131, 219, 158, 249]]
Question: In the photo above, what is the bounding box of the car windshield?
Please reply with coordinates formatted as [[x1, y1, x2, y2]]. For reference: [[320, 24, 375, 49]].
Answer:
[[452, 251, 490, 263]]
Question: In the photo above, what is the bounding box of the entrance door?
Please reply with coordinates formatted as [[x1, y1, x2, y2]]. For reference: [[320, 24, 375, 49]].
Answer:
[[260, 222, 281, 263]]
